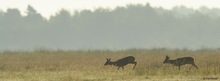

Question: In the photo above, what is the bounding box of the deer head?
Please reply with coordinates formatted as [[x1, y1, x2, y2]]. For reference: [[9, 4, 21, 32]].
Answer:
[[163, 55, 170, 64], [104, 58, 112, 66]]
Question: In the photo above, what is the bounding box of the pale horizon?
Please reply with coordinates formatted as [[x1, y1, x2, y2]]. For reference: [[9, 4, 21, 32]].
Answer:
[[1, 0, 220, 19]]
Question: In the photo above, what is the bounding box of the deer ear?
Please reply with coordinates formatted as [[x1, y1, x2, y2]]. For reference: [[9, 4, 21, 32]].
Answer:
[[107, 58, 111, 61]]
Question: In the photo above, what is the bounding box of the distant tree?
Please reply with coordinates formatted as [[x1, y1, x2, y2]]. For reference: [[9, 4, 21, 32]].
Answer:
[[24, 5, 46, 30], [27, 5, 37, 15], [0, 9, 3, 16], [1, 8, 23, 30], [0, 10, 3, 30], [49, 9, 72, 29]]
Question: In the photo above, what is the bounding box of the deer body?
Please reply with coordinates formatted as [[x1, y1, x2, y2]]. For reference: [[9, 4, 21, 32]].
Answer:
[[104, 56, 137, 70], [163, 56, 198, 70]]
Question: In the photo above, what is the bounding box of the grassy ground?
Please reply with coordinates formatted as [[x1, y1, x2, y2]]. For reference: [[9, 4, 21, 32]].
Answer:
[[0, 49, 219, 81]]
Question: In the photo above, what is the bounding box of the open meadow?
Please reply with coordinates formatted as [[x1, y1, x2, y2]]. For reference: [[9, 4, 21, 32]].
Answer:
[[0, 49, 219, 81]]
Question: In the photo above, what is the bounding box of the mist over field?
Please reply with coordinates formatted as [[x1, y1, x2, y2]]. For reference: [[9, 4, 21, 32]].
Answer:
[[1, 4, 220, 51]]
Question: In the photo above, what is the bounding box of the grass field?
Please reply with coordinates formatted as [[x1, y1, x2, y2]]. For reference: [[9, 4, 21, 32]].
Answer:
[[0, 49, 219, 81]]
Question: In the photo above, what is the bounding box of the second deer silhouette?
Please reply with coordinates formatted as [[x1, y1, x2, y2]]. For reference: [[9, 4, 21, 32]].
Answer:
[[104, 56, 137, 70], [163, 55, 198, 70]]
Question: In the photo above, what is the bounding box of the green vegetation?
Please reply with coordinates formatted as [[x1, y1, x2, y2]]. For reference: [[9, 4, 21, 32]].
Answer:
[[0, 49, 219, 81]]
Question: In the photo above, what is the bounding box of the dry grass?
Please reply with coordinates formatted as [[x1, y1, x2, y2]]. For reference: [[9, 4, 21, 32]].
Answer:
[[0, 49, 219, 81]]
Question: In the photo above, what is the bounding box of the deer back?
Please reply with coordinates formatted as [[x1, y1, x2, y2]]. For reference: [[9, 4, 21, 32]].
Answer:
[[115, 56, 135, 66], [174, 57, 194, 66]]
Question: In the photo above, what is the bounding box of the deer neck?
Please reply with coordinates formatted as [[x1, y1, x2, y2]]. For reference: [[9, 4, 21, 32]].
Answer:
[[168, 60, 176, 64], [109, 61, 116, 65]]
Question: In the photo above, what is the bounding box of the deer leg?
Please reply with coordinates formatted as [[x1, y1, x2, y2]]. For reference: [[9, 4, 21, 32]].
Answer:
[[171, 65, 175, 70], [189, 65, 193, 69], [118, 67, 120, 70], [192, 63, 199, 69], [122, 66, 124, 70], [178, 66, 181, 70], [189, 63, 198, 70], [132, 61, 137, 69], [0, 64, 5, 70]]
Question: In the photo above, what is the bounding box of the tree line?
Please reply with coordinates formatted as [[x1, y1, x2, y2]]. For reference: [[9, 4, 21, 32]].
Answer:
[[1, 4, 220, 51]]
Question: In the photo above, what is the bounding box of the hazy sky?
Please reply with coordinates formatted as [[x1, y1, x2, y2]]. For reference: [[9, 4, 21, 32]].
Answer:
[[1, 0, 220, 18]]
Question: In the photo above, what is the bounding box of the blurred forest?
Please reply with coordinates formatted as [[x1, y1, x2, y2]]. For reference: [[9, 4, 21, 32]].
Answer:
[[1, 4, 220, 51]]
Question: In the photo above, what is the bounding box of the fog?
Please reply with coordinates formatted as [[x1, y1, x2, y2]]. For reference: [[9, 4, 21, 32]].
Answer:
[[1, 4, 220, 51]]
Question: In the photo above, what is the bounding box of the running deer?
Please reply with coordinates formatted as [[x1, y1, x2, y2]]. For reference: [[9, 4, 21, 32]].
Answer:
[[104, 56, 137, 70], [163, 55, 198, 70]]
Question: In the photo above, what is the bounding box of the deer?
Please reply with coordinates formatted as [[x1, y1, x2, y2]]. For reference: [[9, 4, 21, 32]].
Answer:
[[104, 56, 137, 70], [163, 55, 198, 70]]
